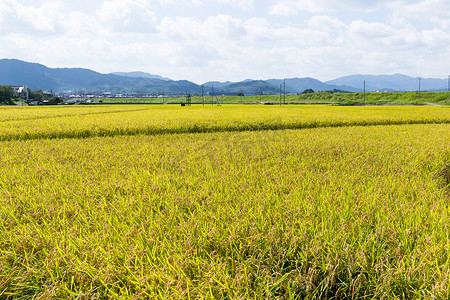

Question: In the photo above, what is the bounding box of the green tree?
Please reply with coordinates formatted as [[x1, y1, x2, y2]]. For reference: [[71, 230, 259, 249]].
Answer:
[[48, 96, 63, 104], [0, 85, 14, 105], [28, 90, 45, 102]]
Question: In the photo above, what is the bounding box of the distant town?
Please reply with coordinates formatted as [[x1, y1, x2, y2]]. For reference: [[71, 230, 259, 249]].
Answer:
[[8, 85, 202, 106]]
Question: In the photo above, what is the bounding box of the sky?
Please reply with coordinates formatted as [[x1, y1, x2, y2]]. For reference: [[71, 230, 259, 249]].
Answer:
[[1, 0, 449, 83]]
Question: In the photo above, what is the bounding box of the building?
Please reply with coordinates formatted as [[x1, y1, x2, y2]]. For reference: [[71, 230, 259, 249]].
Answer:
[[12, 85, 29, 100]]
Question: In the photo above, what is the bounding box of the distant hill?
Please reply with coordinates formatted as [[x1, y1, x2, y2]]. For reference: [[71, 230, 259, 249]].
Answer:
[[203, 81, 233, 88], [0, 59, 198, 94], [204, 78, 357, 95], [0, 59, 101, 91], [214, 80, 281, 95], [326, 74, 449, 92], [0, 59, 283, 95], [266, 78, 359, 93], [110, 71, 171, 81], [2, 59, 448, 95]]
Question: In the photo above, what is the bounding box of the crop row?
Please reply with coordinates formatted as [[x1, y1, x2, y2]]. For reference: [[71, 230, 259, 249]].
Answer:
[[1, 105, 450, 141], [1, 123, 450, 298], [0, 105, 147, 122]]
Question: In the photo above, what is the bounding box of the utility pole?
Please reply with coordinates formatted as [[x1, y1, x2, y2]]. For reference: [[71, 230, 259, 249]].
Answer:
[[283, 78, 286, 105], [201, 84, 204, 106], [448, 75, 449, 92], [418, 77, 421, 92], [211, 86, 214, 105], [363, 80, 366, 106], [25, 85, 28, 105], [259, 88, 262, 103], [280, 84, 282, 106], [185, 92, 191, 106], [240, 88, 243, 103]]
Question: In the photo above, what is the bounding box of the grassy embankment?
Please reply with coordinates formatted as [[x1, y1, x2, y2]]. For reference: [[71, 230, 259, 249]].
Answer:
[[101, 91, 450, 105], [0, 105, 450, 298]]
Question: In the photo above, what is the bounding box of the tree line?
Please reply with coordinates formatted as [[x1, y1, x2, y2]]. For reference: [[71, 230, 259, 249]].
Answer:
[[0, 85, 63, 105], [0, 86, 14, 105]]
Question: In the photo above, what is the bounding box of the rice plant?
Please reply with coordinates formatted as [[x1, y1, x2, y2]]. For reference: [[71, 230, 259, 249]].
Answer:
[[0, 105, 449, 298]]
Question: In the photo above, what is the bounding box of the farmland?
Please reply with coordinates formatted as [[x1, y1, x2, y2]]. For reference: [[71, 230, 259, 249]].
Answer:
[[0, 105, 449, 141], [1, 105, 450, 298]]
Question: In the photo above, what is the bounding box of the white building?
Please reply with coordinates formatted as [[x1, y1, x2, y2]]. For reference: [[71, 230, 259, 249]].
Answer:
[[12, 85, 29, 100]]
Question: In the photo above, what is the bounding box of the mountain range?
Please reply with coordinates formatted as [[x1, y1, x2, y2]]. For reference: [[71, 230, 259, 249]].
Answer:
[[1, 59, 449, 95], [326, 74, 449, 92]]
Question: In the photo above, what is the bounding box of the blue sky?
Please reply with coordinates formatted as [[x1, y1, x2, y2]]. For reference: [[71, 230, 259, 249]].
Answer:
[[1, 0, 449, 83]]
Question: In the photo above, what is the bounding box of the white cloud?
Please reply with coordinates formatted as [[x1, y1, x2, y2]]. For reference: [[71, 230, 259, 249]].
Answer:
[[160, 15, 246, 41], [218, 0, 254, 10], [389, 0, 450, 27], [268, 3, 298, 16], [347, 20, 394, 39], [269, 0, 450, 29], [0, 1, 13, 23], [0, 1, 66, 33], [64, 12, 104, 37], [268, 0, 413, 14], [1, 0, 450, 83], [159, 0, 254, 10], [243, 18, 306, 42], [98, 0, 158, 33], [306, 15, 345, 30], [242, 17, 339, 46]]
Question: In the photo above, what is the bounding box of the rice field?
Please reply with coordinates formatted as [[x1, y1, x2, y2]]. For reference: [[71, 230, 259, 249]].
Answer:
[[1, 105, 450, 299], [0, 105, 449, 141]]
